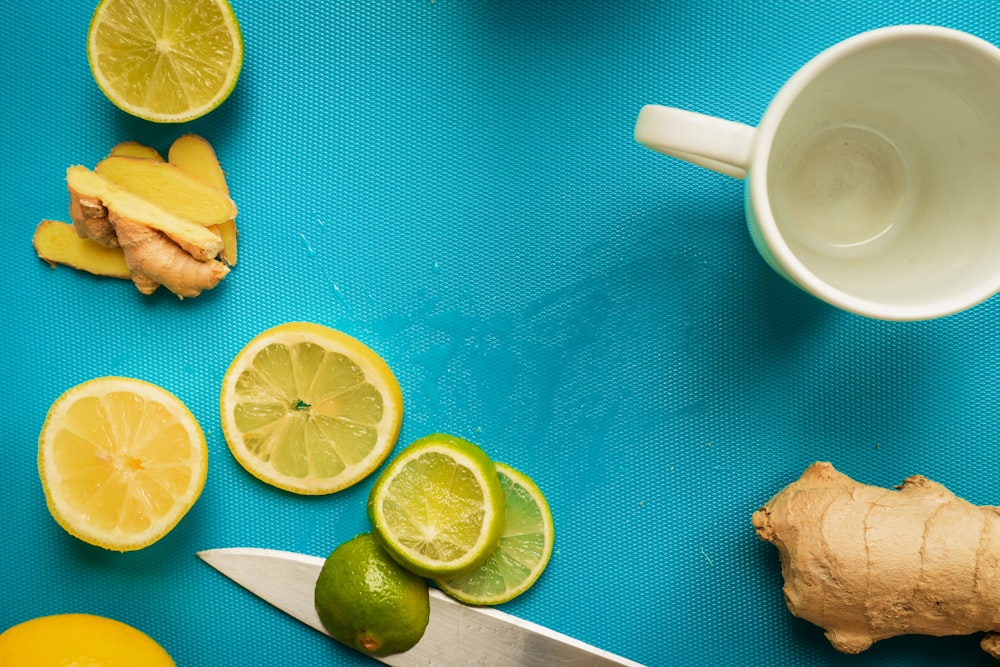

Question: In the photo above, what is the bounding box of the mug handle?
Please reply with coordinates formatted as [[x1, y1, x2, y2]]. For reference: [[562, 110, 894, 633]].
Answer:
[[634, 105, 756, 180]]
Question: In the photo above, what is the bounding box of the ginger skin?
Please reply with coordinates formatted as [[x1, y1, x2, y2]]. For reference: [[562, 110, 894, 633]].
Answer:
[[69, 194, 117, 248], [114, 219, 229, 298], [753, 462, 1000, 659]]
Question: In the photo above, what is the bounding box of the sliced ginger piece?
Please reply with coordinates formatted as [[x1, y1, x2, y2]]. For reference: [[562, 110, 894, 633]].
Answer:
[[168, 133, 238, 265], [67, 165, 223, 261], [167, 134, 228, 189], [115, 219, 229, 299], [33, 220, 131, 279], [213, 216, 238, 266], [95, 155, 237, 227], [108, 141, 164, 161]]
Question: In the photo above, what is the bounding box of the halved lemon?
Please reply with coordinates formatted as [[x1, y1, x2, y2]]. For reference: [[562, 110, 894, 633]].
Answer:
[[87, 0, 244, 123], [38, 376, 208, 551], [367, 433, 506, 578], [0, 614, 175, 666], [435, 462, 555, 605], [219, 322, 404, 495]]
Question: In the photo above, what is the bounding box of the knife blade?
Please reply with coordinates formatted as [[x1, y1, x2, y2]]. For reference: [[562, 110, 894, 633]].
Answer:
[[197, 547, 644, 667]]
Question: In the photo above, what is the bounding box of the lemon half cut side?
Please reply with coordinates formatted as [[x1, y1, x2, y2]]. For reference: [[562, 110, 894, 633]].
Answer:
[[87, 0, 244, 123], [38, 376, 208, 551], [0, 614, 175, 666]]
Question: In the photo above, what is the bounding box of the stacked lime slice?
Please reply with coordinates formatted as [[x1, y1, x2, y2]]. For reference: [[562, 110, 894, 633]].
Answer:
[[436, 462, 555, 605], [367, 433, 506, 578], [367, 433, 554, 604]]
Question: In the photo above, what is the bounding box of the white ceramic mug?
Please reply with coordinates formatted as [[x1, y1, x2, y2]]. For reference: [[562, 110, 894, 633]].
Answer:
[[635, 25, 1000, 320]]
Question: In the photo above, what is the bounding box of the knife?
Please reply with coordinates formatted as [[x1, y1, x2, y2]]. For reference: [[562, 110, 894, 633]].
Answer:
[[197, 547, 644, 667]]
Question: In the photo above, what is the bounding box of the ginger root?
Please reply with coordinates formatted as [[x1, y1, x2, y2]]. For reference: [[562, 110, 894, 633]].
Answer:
[[68, 193, 118, 248], [35, 135, 236, 299], [114, 219, 229, 298], [752, 462, 1000, 659]]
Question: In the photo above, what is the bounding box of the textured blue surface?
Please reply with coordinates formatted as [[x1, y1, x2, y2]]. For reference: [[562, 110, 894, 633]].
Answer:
[[4, 2, 1000, 666]]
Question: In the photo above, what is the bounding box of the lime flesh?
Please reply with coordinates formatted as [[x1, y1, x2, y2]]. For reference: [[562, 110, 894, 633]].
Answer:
[[87, 0, 244, 122], [435, 463, 555, 605], [367, 433, 506, 578]]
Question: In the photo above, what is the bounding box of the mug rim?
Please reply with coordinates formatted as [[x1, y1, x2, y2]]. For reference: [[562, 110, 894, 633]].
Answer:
[[749, 24, 1000, 320]]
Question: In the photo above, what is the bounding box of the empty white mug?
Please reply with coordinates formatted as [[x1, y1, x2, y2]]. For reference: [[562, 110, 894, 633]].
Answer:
[[635, 25, 1000, 320]]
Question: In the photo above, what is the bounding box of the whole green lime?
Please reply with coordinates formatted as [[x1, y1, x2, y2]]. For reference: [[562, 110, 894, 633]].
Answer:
[[314, 533, 430, 656]]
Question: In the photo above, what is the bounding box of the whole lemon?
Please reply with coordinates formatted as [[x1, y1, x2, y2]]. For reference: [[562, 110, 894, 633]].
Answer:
[[314, 532, 430, 656], [0, 613, 174, 666]]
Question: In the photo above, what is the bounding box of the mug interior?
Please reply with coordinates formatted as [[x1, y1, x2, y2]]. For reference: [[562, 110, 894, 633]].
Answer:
[[758, 27, 1000, 318]]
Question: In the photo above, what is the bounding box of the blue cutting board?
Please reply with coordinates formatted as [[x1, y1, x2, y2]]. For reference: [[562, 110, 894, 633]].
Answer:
[[4, 2, 1000, 665]]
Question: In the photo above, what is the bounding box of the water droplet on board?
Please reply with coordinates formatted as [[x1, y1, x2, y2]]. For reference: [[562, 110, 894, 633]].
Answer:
[[298, 232, 317, 258], [330, 281, 350, 311], [331, 281, 341, 294]]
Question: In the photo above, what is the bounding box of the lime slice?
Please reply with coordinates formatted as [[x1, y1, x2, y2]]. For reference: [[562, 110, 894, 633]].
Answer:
[[435, 463, 554, 605], [219, 322, 404, 495], [367, 434, 506, 578], [87, 0, 244, 123], [38, 376, 208, 551]]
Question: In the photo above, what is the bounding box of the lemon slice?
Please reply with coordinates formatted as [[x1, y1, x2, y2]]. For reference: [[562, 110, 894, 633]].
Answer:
[[367, 433, 506, 578], [435, 463, 554, 605], [219, 322, 403, 495], [38, 377, 208, 552], [87, 0, 244, 123]]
